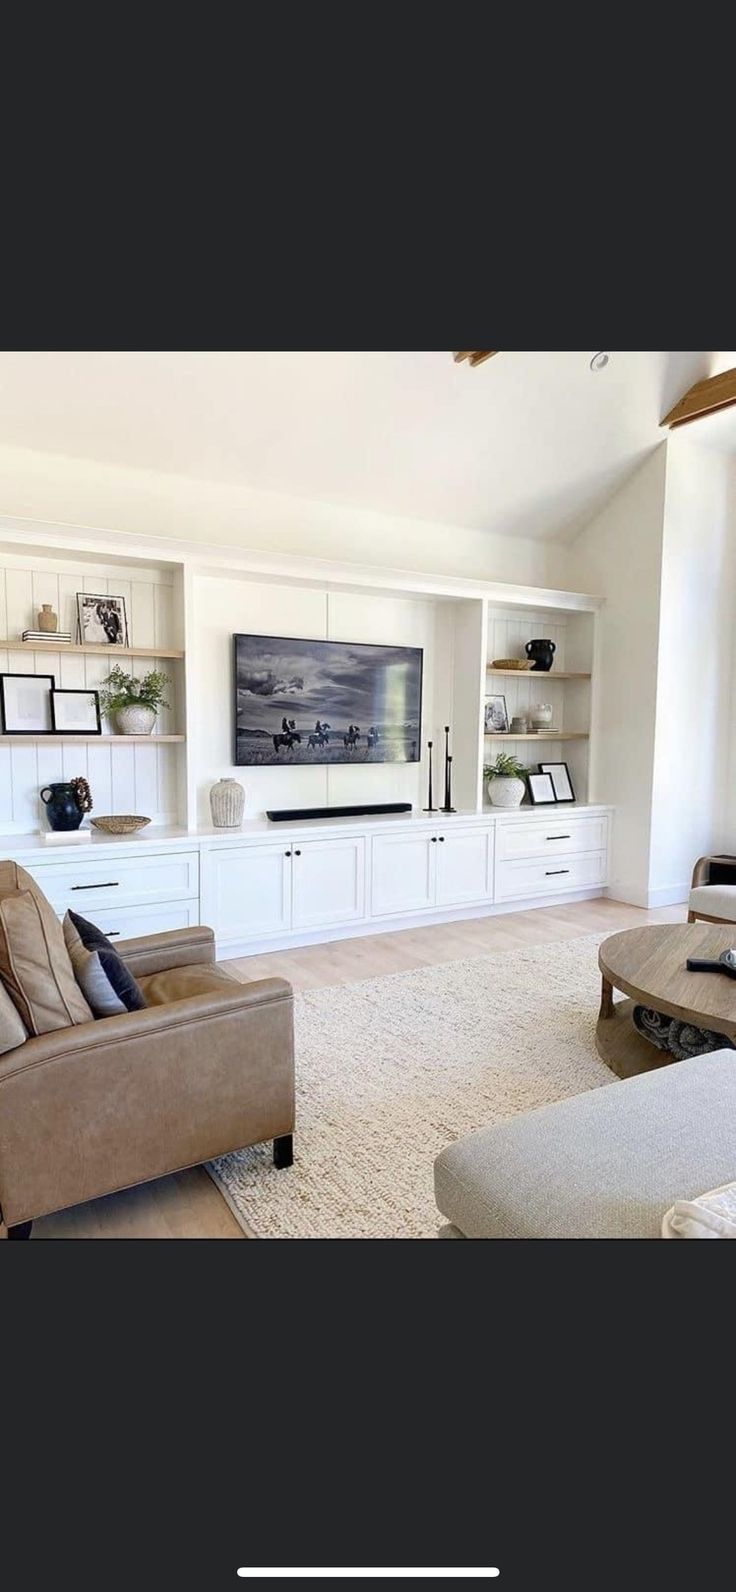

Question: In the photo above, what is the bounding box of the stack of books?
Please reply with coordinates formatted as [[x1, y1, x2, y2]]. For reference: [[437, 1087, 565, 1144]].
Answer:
[[22, 629, 73, 644]]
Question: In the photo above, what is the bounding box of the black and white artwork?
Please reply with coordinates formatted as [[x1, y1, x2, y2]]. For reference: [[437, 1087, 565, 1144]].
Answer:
[[540, 761, 575, 803], [484, 695, 509, 734], [77, 592, 129, 646], [528, 771, 557, 806], [234, 634, 423, 765]]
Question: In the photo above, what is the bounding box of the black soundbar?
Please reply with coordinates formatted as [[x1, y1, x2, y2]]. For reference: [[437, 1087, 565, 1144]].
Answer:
[[266, 802, 412, 822]]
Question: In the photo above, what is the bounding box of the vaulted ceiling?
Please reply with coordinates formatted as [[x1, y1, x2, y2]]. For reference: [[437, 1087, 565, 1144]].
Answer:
[[0, 350, 719, 543]]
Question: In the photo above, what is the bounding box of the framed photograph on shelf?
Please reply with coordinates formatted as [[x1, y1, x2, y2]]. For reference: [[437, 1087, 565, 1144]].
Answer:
[[0, 672, 55, 735], [50, 688, 102, 735], [76, 592, 129, 647], [540, 761, 576, 803], [527, 771, 557, 806], [484, 695, 509, 734]]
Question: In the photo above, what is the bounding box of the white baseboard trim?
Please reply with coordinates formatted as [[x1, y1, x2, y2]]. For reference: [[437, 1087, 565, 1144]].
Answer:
[[217, 888, 605, 960], [605, 883, 688, 909]]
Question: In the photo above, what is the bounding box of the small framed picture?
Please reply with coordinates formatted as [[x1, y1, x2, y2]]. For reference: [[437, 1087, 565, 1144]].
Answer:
[[77, 592, 129, 647], [484, 694, 509, 734], [51, 688, 101, 735], [540, 761, 576, 803], [0, 672, 55, 734], [528, 771, 557, 806]]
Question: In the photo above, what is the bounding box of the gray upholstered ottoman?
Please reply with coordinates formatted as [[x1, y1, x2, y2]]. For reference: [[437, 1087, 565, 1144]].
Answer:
[[434, 1049, 736, 1238]]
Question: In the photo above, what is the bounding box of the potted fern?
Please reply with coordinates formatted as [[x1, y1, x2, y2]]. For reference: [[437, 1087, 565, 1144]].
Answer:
[[99, 665, 171, 736], [484, 753, 528, 809]]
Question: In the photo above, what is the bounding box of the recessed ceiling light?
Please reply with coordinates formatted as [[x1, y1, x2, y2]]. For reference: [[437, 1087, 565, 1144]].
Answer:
[[590, 351, 610, 372]]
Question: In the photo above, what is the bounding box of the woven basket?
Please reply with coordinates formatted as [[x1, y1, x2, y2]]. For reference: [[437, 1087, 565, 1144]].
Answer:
[[491, 659, 533, 671], [91, 815, 151, 835]]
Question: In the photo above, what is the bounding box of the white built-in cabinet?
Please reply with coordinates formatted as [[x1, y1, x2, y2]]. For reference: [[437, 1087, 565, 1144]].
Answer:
[[203, 834, 365, 947], [371, 825, 494, 917]]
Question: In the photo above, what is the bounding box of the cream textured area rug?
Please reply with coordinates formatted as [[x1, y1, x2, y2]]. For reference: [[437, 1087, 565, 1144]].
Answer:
[[208, 934, 615, 1239]]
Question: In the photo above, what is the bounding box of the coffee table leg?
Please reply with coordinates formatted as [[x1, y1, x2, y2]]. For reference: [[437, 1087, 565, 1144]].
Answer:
[[599, 976, 615, 1020]]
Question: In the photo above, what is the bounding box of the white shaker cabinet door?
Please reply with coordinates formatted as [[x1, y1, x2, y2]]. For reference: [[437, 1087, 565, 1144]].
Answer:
[[370, 831, 436, 918], [291, 836, 366, 930], [205, 842, 291, 944], [435, 825, 493, 907]]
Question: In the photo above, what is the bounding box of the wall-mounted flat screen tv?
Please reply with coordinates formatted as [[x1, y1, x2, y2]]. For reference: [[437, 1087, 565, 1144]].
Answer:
[[234, 634, 423, 766]]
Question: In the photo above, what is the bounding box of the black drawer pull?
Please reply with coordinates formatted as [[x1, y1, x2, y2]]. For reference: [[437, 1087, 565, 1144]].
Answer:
[[285, 851, 292, 858], [439, 836, 445, 842], [71, 881, 119, 890], [546, 868, 570, 876], [294, 849, 301, 856], [106, 931, 121, 938], [546, 835, 571, 841]]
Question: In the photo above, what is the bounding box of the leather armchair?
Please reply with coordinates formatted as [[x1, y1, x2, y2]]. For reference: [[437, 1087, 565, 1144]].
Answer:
[[0, 923, 294, 1237]]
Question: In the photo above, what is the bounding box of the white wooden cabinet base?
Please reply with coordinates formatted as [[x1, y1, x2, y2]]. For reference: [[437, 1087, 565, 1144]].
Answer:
[[2, 806, 611, 957]]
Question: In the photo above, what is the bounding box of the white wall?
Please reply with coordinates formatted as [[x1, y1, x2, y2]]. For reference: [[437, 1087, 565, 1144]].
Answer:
[[0, 443, 563, 588], [649, 439, 736, 902], [565, 448, 668, 904], [190, 575, 457, 824]]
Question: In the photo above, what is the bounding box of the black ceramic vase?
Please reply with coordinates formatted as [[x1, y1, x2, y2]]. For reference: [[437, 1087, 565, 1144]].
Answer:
[[40, 782, 85, 831], [525, 639, 556, 672]]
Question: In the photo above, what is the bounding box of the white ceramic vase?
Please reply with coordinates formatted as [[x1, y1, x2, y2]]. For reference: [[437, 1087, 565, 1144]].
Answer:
[[116, 704, 157, 736], [488, 776, 525, 809], [210, 778, 245, 828], [530, 704, 553, 733]]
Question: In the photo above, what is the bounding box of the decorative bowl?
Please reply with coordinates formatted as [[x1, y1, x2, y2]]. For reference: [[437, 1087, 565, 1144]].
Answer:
[[91, 815, 152, 835], [491, 659, 533, 671]]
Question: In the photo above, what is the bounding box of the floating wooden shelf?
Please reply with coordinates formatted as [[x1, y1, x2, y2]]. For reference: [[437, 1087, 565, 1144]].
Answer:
[[0, 641, 184, 660], [486, 668, 591, 680], [484, 731, 589, 741], [1, 734, 185, 745]]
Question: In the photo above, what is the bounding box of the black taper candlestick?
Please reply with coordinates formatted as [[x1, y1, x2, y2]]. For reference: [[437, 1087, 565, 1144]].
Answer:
[[423, 739, 438, 812], [441, 726, 456, 813]]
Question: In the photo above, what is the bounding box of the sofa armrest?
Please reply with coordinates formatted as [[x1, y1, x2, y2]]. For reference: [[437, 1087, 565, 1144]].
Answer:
[[0, 977, 293, 1227], [116, 924, 216, 976]]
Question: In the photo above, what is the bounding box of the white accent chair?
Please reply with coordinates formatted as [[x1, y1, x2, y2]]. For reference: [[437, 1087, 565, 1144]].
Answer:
[[688, 855, 736, 925]]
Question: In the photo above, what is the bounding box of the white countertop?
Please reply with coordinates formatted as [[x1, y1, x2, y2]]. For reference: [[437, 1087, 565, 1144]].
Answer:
[[0, 803, 612, 859]]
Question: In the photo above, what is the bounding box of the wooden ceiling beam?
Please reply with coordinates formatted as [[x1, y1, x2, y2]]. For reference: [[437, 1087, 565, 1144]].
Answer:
[[661, 366, 736, 429], [453, 351, 499, 367]]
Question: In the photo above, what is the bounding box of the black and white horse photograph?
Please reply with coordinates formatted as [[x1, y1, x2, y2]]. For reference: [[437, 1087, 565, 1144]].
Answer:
[[234, 634, 422, 766]]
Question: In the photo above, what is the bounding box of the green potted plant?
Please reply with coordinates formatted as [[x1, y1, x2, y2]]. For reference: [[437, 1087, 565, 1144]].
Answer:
[[98, 665, 171, 736], [484, 752, 528, 809]]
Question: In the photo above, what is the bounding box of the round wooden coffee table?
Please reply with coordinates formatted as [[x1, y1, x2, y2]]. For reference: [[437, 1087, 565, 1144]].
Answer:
[[597, 923, 736, 1078]]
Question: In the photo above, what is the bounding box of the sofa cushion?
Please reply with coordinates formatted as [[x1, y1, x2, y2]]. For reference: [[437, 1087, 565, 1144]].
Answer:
[[0, 890, 93, 1034], [434, 1049, 736, 1239], [0, 978, 27, 1054], [63, 911, 146, 1016], [137, 962, 240, 1007], [689, 884, 736, 920]]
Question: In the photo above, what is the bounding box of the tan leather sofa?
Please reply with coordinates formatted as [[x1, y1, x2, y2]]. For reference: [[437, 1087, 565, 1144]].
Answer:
[[0, 864, 294, 1238]]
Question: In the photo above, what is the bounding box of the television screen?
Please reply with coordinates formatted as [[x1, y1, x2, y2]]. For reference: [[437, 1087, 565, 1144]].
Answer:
[[234, 634, 423, 766]]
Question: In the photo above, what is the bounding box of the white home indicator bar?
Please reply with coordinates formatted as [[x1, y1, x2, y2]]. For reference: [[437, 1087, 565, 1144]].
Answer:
[[237, 1572, 500, 1580]]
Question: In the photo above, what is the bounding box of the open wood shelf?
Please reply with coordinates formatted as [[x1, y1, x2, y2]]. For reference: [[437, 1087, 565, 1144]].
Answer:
[[1, 734, 185, 745], [484, 731, 589, 741], [0, 641, 184, 659], [486, 668, 591, 680]]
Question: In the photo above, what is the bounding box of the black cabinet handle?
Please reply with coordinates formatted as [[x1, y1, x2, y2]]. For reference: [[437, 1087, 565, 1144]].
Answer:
[[106, 931, 121, 938], [285, 851, 292, 858], [545, 868, 570, 876], [431, 836, 437, 843], [294, 849, 301, 856], [71, 881, 119, 890], [439, 835, 445, 842], [546, 835, 570, 842]]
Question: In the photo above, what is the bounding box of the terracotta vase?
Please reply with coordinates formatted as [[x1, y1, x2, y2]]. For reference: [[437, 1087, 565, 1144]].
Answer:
[[37, 603, 58, 633]]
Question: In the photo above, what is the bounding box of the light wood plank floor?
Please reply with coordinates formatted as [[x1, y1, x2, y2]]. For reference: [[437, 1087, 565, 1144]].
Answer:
[[27, 897, 686, 1239]]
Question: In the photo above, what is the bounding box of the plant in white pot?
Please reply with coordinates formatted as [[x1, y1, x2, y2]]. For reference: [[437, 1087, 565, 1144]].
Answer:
[[99, 665, 171, 736], [484, 753, 528, 809]]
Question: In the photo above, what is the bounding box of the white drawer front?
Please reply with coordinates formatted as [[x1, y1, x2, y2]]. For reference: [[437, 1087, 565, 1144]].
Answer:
[[27, 850, 199, 913], [496, 815, 607, 862], [495, 851, 606, 903], [76, 900, 201, 942]]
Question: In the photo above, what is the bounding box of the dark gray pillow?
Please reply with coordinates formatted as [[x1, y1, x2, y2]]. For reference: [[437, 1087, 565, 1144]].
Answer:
[[63, 910, 146, 1017]]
